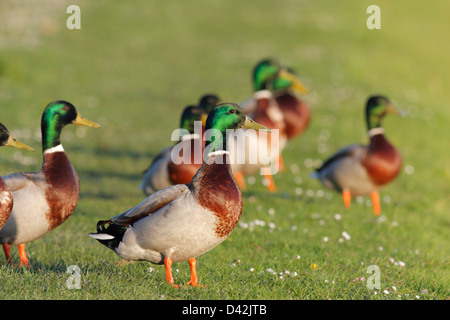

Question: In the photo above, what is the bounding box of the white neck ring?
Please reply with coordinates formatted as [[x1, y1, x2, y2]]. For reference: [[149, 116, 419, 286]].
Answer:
[[44, 144, 65, 155], [367, 127, 385, 137], [181, 133, 200, 141], [253, 90, 273, 100], [207, 150, 229, 158]]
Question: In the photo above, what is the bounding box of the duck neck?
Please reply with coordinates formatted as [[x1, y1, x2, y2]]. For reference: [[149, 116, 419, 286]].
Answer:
[[204, 127, 228, 156], [41, 118, 65, 152], [366, 108, 385, 133], [367, 127, 385, 138]]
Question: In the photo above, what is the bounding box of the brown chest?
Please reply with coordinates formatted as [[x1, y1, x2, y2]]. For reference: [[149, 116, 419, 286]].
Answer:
[[362, 135, 402, 186], [42, 152, 80, 230], [191, 155, 243, 238], [275, 94, 311, 138], [0, 178, 13, 227], [168, 138, 204, 185]]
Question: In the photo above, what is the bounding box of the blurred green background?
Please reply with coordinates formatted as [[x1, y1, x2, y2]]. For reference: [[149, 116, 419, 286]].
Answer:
[[0, 0, 448, 300]]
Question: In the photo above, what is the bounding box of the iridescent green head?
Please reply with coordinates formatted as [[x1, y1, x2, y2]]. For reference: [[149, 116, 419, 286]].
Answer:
[[253, 59, 280, 91], [179, 105, 203, 133], [253, 59, 308, 94], [269, 67, 309, 94], [365, 95, 398, 130], [41, 100, 100, 151], [204, 103, 270, 152], [0, 123, 33, 151]]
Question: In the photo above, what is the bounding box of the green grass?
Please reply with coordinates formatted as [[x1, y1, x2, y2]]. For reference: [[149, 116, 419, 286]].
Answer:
[[0, 0, 448, 300]]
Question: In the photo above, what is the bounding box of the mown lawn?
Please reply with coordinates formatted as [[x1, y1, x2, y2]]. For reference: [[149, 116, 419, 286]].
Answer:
[[0, 0, 448, 301]]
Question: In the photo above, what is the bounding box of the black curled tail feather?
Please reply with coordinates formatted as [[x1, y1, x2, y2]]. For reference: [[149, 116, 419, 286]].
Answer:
[[91, 219, 129, 251]]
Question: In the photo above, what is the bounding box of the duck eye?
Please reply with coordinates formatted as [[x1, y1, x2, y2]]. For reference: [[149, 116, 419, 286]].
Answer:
[[63, 106, 70, 111], [229, 109, 235, 114]]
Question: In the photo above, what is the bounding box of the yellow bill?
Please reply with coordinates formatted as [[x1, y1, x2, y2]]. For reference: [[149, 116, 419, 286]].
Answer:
[[73, 113, 101, 128], [243, 116, 271, 132], [6, 135, 34, 151], [201, 114, 208, 127], [279, 69, 309, 94]]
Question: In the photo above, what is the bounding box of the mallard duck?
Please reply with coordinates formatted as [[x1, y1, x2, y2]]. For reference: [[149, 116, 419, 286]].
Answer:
[[242, 59, 310, 142], [90, 103, 269, 287], [236, 59, 310, 190], [0, 101, 99, 267], [231, 90, 284, 192], [139, 105, 204, 196], [269, 64, 311, 141], [0, 123, 34, 229], [311, 96, 402, 215]]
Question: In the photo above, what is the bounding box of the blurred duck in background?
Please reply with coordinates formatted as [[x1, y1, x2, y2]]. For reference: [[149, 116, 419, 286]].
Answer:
[[236, 59, 311, 191], [140, 105, 204, 196]]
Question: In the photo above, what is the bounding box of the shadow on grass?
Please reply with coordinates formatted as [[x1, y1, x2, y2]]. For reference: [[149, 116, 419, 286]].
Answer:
[[241, 189, 314, 202]]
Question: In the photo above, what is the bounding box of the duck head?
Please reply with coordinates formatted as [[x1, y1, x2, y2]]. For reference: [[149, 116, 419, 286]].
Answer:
[[0, 123, 34, 151], [179, 105, 203, 134], [41, 100, 100, 150], [365, 95, 398, 130], [204, 103, 270, 153], [272, 67, 309, 94], [253, 59, 280, 91], [253, 59, 308, 94], [198, 94, 221, 126]]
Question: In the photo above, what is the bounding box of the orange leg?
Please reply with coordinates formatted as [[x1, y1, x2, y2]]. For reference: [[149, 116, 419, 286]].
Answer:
[[18, 244, 30, 267], [186, 258, 202, 287], [262, 167, 277, 192], [2, 243, 14, 266], [371, 191, 381, 216], [277, 154, 285, 172], [264, 175, 277, 192], [164, 257, 178, 288], [234, 171, 246, 190], [342, 189, 351, 209]]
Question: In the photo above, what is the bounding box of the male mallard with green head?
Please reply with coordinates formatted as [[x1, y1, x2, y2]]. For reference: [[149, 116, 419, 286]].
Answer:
[[139, 105, 204, 195], [312, 96, 402, 215], [90, 103, 269, 287], [0, 101, 99, 266], [236, 59, 310, 189], [243, 59, 311, 141], [0, 123, 34, 229], [231, 89, 284, 192]]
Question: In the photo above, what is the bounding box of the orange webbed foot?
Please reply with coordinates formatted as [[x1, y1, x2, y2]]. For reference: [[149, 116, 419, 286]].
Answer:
[[185, 258, 205, 287], [18, 244, 30, 268]]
